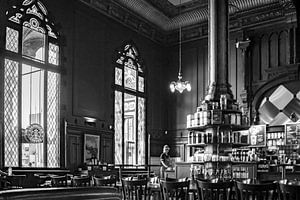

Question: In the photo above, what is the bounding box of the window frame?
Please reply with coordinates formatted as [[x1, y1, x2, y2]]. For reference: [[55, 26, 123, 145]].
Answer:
[[114, 42, 147, 167], [2, 0, 61, 168]]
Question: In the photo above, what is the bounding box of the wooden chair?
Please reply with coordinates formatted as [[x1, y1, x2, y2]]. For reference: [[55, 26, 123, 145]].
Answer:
[[6, 175, 26, 189], [72, 176, 91, 187], [122, 178, 148, 200], [50, 175, 68, 187], [196, 179, 233, 200], [93, 176, 117, 186], [279, 182, 300, 200], [235, 181, 278, 200], [160, 179, 190, 200]]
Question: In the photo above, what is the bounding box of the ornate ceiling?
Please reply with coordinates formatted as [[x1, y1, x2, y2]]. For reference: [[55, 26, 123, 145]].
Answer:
[[80, 0, 297, 44]]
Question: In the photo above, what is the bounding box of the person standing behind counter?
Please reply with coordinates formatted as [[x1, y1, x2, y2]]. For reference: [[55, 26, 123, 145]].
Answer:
[[160, 145, 171, 179]]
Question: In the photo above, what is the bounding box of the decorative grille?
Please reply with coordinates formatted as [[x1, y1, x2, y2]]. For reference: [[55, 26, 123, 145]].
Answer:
[[138, 97, 145, 165], [114, 91, 123, 165], [115, 67, 122, 86], [6, 27, 19, 53], [49, 43, 59, 65], [47, 72, 60, 167], [138, 76, 144, 92], [4, 59, 19, 167]]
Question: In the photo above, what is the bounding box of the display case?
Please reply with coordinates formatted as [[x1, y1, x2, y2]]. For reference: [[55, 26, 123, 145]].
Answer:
[[186, 99, 253, 181]]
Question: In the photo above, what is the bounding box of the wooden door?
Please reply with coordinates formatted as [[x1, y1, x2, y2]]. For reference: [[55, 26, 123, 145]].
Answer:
[[67, 134, 82, 172], [101, 133, 113, 164]]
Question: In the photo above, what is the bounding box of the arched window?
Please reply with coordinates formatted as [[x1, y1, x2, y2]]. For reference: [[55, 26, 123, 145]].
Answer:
[[3, 0, 60, 168], [114, 42, 146, 165]]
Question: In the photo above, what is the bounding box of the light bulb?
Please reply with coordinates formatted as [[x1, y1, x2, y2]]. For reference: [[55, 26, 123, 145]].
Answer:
[[186, 82, 191, 92], [170, 82, 175, 93]]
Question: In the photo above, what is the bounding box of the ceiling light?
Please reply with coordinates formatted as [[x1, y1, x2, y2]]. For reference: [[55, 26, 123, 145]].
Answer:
[[170, 0, 191, 93]]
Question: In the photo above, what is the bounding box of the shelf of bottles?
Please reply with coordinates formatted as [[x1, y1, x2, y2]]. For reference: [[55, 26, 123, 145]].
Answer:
[[253, 124, 300, 174], [187, 98, 249, 130], [186, 96, 255, 181], [267, 130, 285, 147]]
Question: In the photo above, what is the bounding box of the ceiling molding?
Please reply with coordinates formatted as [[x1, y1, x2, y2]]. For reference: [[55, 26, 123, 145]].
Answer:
[[114, 0, 288, 31], [79, 0, 297, 44]]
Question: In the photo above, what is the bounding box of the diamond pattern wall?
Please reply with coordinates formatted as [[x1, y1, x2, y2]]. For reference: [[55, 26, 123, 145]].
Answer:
[[269, 85, 293, 110], [259, 82, 300, 125]]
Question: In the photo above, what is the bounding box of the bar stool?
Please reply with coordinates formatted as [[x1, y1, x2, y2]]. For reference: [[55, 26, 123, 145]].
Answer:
[[279, 182, 300, 200], [160, 179, 190, 200], [122, 178, 148, 200], [235, 181, 278, 200], [196, 179, 233, 200]]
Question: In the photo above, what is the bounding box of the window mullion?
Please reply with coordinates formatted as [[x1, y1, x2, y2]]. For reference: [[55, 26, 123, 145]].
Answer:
[[121, 63, 125, 165], [44, 70, 48, 167], [121, 91, 125, 165], [135, 96, 138, 165]]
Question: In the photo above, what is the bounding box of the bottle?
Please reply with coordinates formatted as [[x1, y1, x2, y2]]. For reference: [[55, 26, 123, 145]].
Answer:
[[220, 94, 227, 110]]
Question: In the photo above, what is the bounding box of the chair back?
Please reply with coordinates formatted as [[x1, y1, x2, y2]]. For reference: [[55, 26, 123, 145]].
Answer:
[[121, 178, 148, 200], [72, 176, 91, 187], [279, 183, 300, 200], [6, 175, 26, 188], [196, 180, 233, 200], [93, 176, 117, 186], [51, 175, 68, 187], [235, 181, 278, 200], [160, 179, 190, 200]]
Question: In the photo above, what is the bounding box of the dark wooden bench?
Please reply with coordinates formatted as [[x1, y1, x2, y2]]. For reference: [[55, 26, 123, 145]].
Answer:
[[0, 186, 121, 200]]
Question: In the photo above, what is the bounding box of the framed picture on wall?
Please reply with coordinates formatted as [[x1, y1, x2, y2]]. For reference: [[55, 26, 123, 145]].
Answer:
[[84, 134, 100, 164], [285, 123, 300, 145], [249, 125, 266, 147]]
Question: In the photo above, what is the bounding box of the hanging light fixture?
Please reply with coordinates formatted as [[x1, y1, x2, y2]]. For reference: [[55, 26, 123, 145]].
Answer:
[[170, 0, 191, 93]]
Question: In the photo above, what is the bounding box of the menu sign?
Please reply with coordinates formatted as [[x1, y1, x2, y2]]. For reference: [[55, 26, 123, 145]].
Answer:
[[249, 125, 266, 147], [285, 123, 300, 145]]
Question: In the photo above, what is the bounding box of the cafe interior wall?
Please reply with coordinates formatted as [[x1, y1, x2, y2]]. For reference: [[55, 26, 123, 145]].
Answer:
[[163, 1, 300, 161], [0, 0, 169, 168], [1, 0, 300, 167]]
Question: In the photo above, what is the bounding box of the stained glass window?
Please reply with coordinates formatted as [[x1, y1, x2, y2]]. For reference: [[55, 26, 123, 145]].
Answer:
[[22, 21, 46, 62], [115, 67, 123, 86], [3, 0, 61, 168], [124, 66, 136, 90], [138, 76, 144, 92], [4, 59, 19, 167], [47, 72, 60, 168], [49, 43, 59, 65], [138, 97, 145, 165], [6, 27, 19, 53], [114, 42, 146, 165], [115, 91, 123, 164]]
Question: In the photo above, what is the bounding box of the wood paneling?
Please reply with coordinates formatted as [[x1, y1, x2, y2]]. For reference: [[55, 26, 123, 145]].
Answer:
[[101, 133, 113, 164], [66, 133, 82, 173]]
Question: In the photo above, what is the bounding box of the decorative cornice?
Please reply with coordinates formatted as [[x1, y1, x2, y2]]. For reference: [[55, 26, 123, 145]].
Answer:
[[79, 0, 297, 45]]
